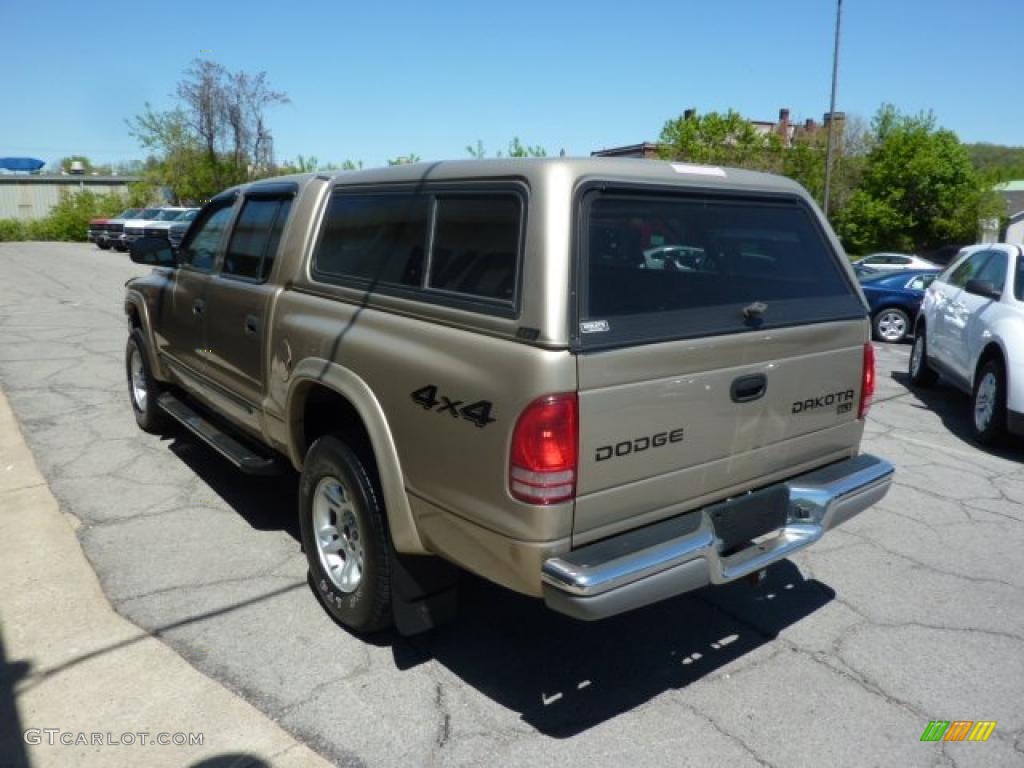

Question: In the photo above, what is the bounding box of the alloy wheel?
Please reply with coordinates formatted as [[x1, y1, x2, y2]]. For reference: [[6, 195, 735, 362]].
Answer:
[[312, 476, 364, 593], [974, 372, 998, 433]]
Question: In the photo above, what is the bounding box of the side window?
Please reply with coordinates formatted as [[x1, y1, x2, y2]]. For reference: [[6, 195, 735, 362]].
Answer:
[[1016, 255, 1024, 302], [908, 275, 936, 290], [428, 195, 521, 302], [975, 251, 1007, 291], [893, 256, 911, 265], [949, 252, 991, 288], [182, 205, 235, 271], [223, 197, 292, 281], [313, 194, 428, 286]]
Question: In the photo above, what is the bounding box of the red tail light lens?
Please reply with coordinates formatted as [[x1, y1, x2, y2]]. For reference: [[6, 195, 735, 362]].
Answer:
[[859, 342, 875, 419], [509, 393, 578, 504]]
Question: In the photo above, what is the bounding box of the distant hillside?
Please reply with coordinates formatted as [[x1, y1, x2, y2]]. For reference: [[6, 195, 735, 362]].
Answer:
[[965, 143, 1024, 180]]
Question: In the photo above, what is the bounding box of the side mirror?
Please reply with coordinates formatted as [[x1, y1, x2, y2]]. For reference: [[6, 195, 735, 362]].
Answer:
[[129, 237, 177, 267], [964, 279, 1000, 300]]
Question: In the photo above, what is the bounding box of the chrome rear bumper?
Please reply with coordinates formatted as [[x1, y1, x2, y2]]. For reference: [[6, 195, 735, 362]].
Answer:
[[542, 454, 893, 620]]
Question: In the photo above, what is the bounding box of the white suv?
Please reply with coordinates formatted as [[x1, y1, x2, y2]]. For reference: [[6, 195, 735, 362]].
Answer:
[[911, 244, 1024, 444]]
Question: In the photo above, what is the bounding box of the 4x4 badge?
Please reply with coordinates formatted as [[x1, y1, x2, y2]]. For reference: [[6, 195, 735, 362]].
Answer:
[[410, 385, 496, 428]]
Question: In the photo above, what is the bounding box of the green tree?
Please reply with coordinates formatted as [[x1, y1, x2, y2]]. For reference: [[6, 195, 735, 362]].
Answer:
[[464, 138, 547, 158], [127, 59, 289, 201], [964, 143, 1024, 181], [387, 154, 421, 165], [658, 110, 782, 170], [506, 137, 546, 157], [781, 115, 869, 217], [835, 105, 993, 253]]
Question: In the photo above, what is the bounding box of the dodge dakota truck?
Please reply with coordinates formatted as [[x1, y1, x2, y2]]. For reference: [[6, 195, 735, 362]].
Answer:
[[123, 159, 893, 635]]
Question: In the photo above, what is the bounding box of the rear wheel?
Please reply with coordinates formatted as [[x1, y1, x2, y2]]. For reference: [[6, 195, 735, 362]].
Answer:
[[873, 308, 910, 343], [909, 327, 938, 387], [299, 436, 393, 633], [972, 359, 1007, 446], [97, 241, 111, 251]]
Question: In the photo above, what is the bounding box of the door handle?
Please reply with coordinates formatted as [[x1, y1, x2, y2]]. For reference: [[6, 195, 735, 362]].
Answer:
[[192, 299, 205, 317], [244, 314, 259, 335], [731, 373, 767, 403]]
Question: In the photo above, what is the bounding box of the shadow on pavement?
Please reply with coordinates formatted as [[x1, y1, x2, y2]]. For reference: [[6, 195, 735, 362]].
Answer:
[[166, 436, 301, 543], [393, 560, 833, 737], [0, 631, 32, 768], [188, 755, 269, 768], [891, 371, 1024, 461], [155, 415, 835, 738]]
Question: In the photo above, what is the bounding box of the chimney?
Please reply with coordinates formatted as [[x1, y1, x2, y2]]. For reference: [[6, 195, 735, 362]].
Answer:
[[777, 108, 791, 143], [684, 108, 696, 120], [804, 118, 815, 131]]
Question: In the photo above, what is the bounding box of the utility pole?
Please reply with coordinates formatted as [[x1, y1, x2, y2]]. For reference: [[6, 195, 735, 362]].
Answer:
[[822, 0, 843, 217]]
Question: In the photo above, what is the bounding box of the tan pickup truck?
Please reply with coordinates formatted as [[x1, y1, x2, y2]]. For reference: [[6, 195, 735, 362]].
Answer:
[[123, 158, 893, 635]]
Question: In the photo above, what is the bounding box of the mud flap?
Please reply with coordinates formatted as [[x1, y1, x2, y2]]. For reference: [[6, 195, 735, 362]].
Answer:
[[390, 552, 459, 636]]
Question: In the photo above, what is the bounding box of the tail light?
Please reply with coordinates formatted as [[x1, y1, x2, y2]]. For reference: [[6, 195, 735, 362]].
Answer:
[[509, 393, 578, 504], [859, 342, 875, 419]]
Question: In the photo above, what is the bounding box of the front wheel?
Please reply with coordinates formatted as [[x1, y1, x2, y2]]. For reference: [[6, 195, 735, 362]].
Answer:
[[126, 329, 167, 433], [873, 307, 910, 343], [972, 359, 1008, 446], [97, 241, 111, 251], [909, 328, 938, 387], [299, 436, 393, 633]]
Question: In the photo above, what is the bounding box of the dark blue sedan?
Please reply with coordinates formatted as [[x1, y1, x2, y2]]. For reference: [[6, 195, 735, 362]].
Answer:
[[858, 269, 940, 343]]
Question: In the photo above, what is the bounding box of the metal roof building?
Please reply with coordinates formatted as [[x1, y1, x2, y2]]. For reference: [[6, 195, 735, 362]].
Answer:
[[0, 175, 141, 220]]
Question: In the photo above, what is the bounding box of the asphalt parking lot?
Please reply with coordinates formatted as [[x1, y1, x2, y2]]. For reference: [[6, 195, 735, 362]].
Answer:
[[2, 241, 1023, 767]]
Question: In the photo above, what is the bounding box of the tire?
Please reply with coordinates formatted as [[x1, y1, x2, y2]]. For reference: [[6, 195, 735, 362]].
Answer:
[[972, 359, 1008, 446], [300, 436, 393, 633], [908, 327, 938, 387], [125, 329, 167, 433], [97, 241, 111, 251], [873, 307, 910, 343]]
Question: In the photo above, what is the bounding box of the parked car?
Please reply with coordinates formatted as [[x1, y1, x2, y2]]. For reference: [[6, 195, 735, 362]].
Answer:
[[121, 208, 191, 249], [123, 159, 892, 635], [922, 244, 970, 268], [911, 243, 1024, 444], [93, 208, 142, 250], [109, 208, 164, 251], [853, 252, 938, 271], [858, 269, 940, 342], [167, 208, 200, 250], [87, 217, 110, 248]]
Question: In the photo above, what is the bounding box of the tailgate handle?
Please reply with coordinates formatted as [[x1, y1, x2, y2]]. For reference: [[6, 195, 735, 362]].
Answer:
[[731, 374, 767, 403]]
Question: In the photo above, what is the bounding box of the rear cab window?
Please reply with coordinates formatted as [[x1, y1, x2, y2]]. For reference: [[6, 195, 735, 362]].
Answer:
[[576, 189, 863, 349], [311, 186, 524, 314]]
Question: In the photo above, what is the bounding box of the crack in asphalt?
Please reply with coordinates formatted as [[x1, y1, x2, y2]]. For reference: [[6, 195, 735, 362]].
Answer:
[[114, 572, 303, 606], [676, 701, 778, 768]]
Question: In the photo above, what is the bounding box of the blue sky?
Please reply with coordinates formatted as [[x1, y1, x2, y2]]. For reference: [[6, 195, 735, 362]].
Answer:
[[3, 0, 1021, 169]]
